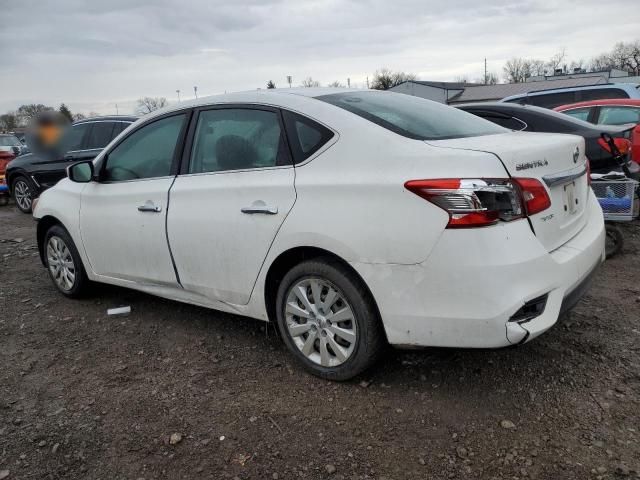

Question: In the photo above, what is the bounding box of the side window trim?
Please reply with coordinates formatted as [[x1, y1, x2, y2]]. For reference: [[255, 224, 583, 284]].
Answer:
[[98, 110, 192, 183], [179, 104, 291, 176]]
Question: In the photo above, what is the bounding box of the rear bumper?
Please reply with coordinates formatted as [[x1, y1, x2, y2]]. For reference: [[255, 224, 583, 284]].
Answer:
[[351, 191, 605, 348]]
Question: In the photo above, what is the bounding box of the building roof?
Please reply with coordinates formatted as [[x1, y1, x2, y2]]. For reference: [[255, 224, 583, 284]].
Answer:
[[448, 76, 609, 104]]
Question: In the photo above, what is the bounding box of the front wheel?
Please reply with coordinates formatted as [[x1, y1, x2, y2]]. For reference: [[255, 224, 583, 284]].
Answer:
[[275, 258, 385, 381], [12, 176, 35, 213], [44, 225, 90, 297], [605, 223, 624, 259]]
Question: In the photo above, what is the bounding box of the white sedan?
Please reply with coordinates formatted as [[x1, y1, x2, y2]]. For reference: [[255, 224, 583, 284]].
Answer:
[[33, 88, 605, 380]]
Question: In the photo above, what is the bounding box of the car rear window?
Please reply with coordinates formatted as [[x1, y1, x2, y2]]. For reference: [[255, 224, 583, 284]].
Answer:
[[316, 91, 505, 140]]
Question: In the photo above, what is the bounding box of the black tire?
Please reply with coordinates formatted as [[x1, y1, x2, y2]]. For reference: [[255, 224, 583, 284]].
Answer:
[[604, 223, 624, 259], [11, 175, 35, 214], [44, 225, 90, 298], [275, 258, 385, 381]]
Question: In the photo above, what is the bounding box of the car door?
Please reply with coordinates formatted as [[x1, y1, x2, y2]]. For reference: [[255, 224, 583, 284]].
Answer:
[[79, 112, 189, 285], [167, 106, 297, 305]]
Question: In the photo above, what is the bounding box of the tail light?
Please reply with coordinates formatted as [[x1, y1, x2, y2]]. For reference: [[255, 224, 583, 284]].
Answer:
[[404, 178, 550, 228]]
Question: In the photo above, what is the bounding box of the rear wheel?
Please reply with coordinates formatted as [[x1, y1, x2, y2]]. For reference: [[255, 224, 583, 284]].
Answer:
[[275, 258, 385, 381], [12, 176, 34, 213], [604, 223, 624, 259], [44, 225, 89, 297]]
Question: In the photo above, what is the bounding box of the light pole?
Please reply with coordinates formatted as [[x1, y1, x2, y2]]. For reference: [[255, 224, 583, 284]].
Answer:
[[347, 78, 350, 88], [176, 89, 181, 102], [193, 86, 198, 99], [287, 76, 292, 88]]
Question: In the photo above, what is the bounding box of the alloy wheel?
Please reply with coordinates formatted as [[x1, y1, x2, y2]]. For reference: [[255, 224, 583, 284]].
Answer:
[[47, 236, 76, 291], [284, 277, 357, 368], [14, 180, 32, 211]]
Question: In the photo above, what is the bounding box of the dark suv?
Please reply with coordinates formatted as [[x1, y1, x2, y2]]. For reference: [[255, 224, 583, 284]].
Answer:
[[7, 115, 137, 212]]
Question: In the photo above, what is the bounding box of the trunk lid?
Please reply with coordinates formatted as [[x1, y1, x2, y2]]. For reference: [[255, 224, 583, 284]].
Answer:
[[427, 132, 589, 252]]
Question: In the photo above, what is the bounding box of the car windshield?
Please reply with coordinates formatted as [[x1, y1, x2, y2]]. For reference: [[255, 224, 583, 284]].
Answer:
[[0, 135, 21, 147], [316, 91, 506, 140]]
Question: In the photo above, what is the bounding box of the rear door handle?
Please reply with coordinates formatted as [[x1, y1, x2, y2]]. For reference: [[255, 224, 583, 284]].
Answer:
[[138, 200, 162, 213], [241, 201, 278, 215]]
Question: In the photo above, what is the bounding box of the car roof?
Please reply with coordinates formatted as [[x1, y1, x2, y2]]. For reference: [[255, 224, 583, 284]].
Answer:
[[554, 98, 640, 111], [134, 88, 381, 124], [501, 83, 639, 102]]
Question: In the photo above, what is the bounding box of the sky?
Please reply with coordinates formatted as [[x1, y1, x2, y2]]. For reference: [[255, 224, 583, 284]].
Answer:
[[1, 0, 639, 116]]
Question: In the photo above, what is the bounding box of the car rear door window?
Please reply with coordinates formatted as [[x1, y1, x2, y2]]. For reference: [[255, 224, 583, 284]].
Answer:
[[597, 106, 640, 125], [282, 110, 334, 163], [563, 108, 591, 122], [62, 123, 92, 151], [189, 108, 290, 174], [85, 122, 116, 149], [103, 114, 186, 181], [579, 88, 629, 102], [528, 91, 578, 109]]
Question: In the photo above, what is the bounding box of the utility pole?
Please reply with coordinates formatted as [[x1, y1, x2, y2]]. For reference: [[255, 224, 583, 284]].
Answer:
[[287, 76, 292, 88], [115, 103, 119, 115], [347, 78, 351, 88], [176, 89, 181, 102], [484, 58, 487, 85], [366, 76, 369, 89], [193, 86, 198, 99]]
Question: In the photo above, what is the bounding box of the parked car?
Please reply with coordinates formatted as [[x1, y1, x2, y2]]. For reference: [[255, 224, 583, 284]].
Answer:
[[33, 89, 604, 380], [500, 83, 640, 109], [0, 133, 27, 156], [457, 102, 639, 174], [554, 99, 640, 164], [6, 115, 137, 213]]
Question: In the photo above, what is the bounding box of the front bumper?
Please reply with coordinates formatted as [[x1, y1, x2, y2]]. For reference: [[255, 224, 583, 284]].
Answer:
[[351, 191, 605, 349]]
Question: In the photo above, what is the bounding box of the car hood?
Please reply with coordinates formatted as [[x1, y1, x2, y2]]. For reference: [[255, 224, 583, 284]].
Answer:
[[7, 152, 40, 170]]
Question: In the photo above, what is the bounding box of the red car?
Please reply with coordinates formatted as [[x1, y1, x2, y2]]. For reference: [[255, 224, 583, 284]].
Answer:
[[554, 99, 640, 164]]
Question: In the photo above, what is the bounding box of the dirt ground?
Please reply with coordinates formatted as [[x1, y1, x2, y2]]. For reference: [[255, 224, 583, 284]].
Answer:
[[1, 204, 639, 480]]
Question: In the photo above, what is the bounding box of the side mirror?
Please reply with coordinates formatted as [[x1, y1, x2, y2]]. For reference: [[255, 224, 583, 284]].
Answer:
[[67, 161, 94, 183]]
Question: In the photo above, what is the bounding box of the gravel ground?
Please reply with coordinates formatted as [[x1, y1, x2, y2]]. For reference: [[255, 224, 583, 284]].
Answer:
[[1, 204, 639, 480]]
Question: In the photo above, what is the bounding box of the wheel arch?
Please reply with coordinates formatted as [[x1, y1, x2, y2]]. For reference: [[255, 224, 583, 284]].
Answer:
[[263, 246, 384, 338], [36, 215, 64, 266]]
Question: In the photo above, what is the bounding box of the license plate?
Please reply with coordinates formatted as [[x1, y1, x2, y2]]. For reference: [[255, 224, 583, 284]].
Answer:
[[564, 181, 577, 214]]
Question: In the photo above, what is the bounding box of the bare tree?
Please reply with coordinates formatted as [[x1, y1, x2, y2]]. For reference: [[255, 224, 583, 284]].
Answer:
[[483, 72, 499, 85], [301, 77, 320, 88], [547, 48, 567, 73], [16, 104, 54, 124], [136, 97, 168, 115], [0, 112, 19, 131], [454, 75, 469, 83], [72, 113, 86, 121], [370, 68, 417, 90], [327, 80, 345, 88], [589, 40, 640, 75], [503, 58, 528, 83]]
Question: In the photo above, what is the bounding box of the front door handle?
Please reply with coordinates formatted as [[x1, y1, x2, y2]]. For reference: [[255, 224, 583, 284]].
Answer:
[[138, 200, 162, 213], [241, 200, 278, 215]]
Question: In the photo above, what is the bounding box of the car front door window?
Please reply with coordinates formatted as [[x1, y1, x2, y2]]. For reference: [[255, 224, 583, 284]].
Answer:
[[597, 106, 640, 125], [103, 114, 186, 181]]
